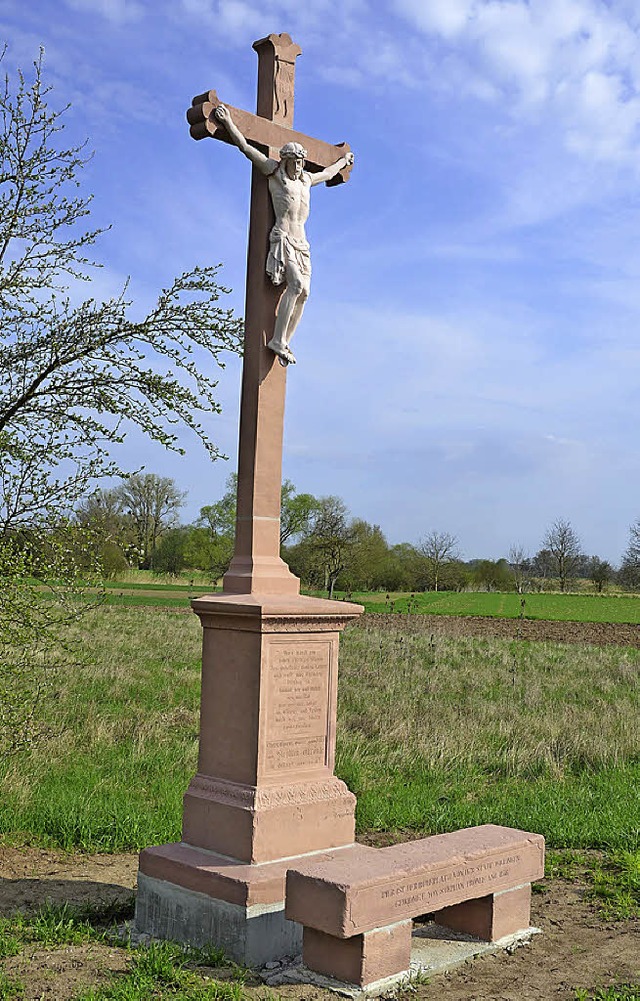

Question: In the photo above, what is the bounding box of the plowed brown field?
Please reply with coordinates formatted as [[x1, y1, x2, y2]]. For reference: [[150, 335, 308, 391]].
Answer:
[[358, 613, 640, 647]]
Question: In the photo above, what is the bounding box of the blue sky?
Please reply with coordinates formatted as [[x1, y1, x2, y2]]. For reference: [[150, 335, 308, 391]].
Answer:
[[2, 0, 640, 562]]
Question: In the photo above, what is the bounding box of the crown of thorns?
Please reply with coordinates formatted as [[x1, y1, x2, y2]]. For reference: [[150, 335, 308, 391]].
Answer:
[[279, 142, 307, 159]]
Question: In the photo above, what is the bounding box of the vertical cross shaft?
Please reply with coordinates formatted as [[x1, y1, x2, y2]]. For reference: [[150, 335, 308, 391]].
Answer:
[[222, 33, 302, 595]]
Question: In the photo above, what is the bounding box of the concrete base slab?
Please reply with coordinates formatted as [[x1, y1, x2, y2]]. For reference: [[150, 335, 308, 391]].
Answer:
[[135, 872, 302, 966], [262, 923, 542, 997], [411, 921, 542, 977]]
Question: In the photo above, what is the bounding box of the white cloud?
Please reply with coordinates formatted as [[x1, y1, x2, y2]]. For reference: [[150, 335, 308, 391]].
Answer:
[[393, 0, 640, 167], [564, 70, 640, 160], [394, 0, 476, 40]]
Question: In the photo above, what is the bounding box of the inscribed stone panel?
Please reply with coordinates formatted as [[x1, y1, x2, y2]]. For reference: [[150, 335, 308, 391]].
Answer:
[[348, 849, 538, 930], [264, 641, 330, 773]]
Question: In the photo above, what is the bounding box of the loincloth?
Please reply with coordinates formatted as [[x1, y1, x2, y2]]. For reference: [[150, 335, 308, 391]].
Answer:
[[266, 228, 311, 286]]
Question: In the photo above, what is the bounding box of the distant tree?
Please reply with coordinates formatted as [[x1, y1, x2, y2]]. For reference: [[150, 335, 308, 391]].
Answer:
[[531, 548, 555, 585], [194, 475, 322, 582], [381, 543, 423, 591], [338, 520, 389, 592], [194, 476, 236, 581], [97, 540, 130, 579], [198, 474, 237, 539], [586, 556, 614, 594], [151, 526, 190, 576], [75, 486, 136, 568], [508, 544, 528, 594], [314, 497, 356, 599], [437, 559, 471, 592], [470, 558, 511, 592], [417, 531, 459, 592], [116, 473, 185, 569], [279, 479, 320, 546], [289, 496, 356, 598], [543, 519, 582, 592], [286, 536, 321, 590], [76, 488, 125, 536], [619, 519, 640, 589]]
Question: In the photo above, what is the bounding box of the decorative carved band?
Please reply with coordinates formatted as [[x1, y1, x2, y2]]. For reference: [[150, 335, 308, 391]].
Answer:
[[195, 613, 359, 633], [186, 774, 353, 810], [261, 615, 357, 632], [255, 778, 353, 809]]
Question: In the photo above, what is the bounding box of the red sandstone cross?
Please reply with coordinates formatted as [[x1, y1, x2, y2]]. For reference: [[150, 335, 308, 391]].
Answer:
[[187, 33, 352, 597]]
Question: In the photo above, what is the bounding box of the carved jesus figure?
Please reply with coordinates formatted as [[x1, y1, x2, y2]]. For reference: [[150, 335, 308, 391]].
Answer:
[[214, 104, 354, 365]]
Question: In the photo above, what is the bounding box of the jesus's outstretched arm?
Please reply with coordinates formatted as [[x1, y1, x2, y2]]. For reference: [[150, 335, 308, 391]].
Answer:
[[214, 105, 279, 176], [309, 150, 354, 186]]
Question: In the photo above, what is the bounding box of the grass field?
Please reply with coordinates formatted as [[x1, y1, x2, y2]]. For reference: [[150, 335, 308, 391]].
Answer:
[[93, 581, 640, 624], [354, 590, 640, 624], [0, 606, 638, 855], [339, 621, 639, 846]]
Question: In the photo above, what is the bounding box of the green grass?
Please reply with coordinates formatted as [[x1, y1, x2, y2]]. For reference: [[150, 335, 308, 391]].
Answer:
[[93, 581, 217, 610], [0, 906, 253, 1001], [35, 585, 216, 610], [338, 623, 639, 849], [0, 903, 104, 953], [544, 850, 640, 920], [102, 592, 203, 608], [0, 606, 202, 851], [0, 971, 23, 1001], [589, 851, 640, 919], [74, 940, 244, 1001], [354, 590, 640, 624], [575, 988, 640, 1000]]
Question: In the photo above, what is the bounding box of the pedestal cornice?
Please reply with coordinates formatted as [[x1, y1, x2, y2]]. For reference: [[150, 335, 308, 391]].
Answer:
[[191, 592, 364, 632]]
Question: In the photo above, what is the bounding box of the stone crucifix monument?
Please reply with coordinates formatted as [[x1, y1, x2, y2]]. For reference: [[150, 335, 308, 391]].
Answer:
[[134, 33, 545, 989], [133, 32, 364, 965]]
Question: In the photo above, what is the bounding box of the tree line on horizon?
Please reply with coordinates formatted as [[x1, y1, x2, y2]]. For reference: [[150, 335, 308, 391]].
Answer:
[[75, 471, 640, 597]]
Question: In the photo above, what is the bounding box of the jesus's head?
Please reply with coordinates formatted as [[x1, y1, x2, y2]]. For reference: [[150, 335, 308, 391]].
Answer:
[[279, 141, 307, 180]]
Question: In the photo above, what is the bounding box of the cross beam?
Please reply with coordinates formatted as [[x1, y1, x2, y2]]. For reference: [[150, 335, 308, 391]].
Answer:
[[187, 91, 352, 186], [187, 33, 352, 595]]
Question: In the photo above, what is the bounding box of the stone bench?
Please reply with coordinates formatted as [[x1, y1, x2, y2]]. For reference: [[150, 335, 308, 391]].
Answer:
[[285, 824, 545, 988]]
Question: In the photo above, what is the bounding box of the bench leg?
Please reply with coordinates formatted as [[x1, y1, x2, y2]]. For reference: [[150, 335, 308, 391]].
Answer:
[[303, 919, 412, 987], [435, 883, 532, 941]]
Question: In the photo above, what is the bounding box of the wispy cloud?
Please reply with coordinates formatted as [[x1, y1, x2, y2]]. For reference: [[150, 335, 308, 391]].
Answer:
[[62, 0, 145, 25], [393, 0, 640, 167]]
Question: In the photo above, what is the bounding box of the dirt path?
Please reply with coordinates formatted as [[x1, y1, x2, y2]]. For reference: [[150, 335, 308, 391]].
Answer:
[[0, 846, 637, 1000]]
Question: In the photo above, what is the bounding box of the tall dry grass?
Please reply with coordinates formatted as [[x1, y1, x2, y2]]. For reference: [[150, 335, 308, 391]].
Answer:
[[338, 622, 639, 779]]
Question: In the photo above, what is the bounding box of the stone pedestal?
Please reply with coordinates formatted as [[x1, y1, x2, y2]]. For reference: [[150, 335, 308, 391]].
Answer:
[[182, 594, 361, 862], [134, 592, 362, 963]]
